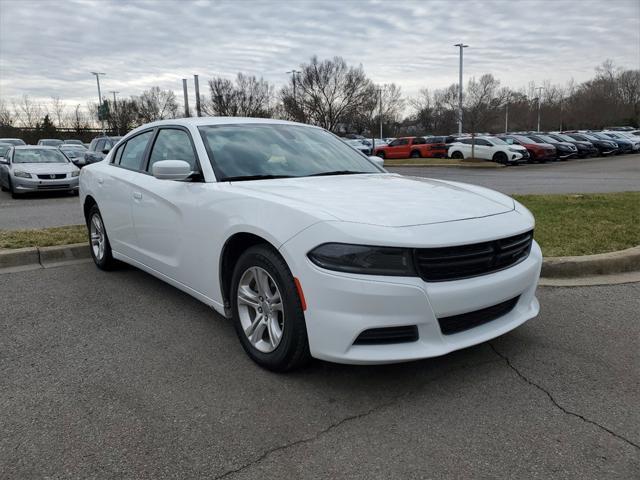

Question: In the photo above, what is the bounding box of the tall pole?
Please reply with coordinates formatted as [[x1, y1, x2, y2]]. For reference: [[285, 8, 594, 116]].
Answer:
[[194, 74, 201, 117], [535, 86, 544, 132], [505, 102, 509, 133], [110, 91, 119, 135], [454, 44, 468, 136], [91, 72, 106, 134], [379, 87, 383, 140], [182, 79, 190, 118], [286, 70, 301, 121]]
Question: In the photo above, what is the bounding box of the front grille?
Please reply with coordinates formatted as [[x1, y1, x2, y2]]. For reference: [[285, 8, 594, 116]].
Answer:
[[37, 174, 66, 179], [414, 231, 533, 282], [37, 184, 70, 189], [438, 296, 520, 335], [354, 325, 419, 345]]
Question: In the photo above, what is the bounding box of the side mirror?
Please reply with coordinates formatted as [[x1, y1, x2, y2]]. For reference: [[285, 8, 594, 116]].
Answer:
[[102, 148, 111, 155], [152, 160, 192, 180], [0, 158, 9, 165], [369, 155, 385, 170]]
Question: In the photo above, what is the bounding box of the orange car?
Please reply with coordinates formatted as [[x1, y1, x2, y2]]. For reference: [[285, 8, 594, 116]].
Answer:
[[374, 136, 453, 159]]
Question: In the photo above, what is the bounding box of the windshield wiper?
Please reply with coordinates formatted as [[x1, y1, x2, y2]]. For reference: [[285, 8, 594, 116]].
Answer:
[[307, 170, 367, 177], [221, 174, 296, 182]]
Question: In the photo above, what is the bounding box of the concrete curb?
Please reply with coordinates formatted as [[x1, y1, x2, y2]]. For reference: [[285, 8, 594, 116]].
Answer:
[[0, 243, 90, 273], [541, 245, 640, 278], [1, 242, 639, 283]]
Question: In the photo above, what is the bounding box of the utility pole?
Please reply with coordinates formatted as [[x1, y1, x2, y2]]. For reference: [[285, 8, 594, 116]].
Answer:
[[286, 70, 301, 120], [182, 79, 190, 118], [505, 102, 509, 133], [194, 74, 202, 117], [91, 72, 106, 134], [379, 87, 383, 140], [559, 94, 563, 131], [454, 43, 468, 136], [535, 86, 544, 132], [110, 91, 119, 135]]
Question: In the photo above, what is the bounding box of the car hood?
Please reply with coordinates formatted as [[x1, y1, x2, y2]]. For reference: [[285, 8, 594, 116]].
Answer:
[[233, 173, 514, 227], [13, 162, 77, 173]]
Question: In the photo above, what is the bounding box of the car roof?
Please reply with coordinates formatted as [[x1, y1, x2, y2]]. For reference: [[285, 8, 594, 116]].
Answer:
[[14, 145, 59, 150], [128, 116, 314, 135]]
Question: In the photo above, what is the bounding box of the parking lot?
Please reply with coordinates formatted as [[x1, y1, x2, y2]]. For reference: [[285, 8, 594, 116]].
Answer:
[[1, 262, 638, 478], [1, 154, 639, 230]]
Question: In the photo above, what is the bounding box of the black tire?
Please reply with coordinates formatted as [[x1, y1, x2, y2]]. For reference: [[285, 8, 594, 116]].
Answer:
[[527, 150, 537, 164], [8, 178, 20, 199], [230, 244, 310, 372], [451, 150, 464, 160], [493, 152, 508, 164], [410, 150, 421, 159], [87, 204, 118, 270], [376, 150, 385, 159]]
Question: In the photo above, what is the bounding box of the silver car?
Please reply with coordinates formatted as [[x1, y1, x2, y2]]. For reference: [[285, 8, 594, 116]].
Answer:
[[0, 146, 80, 198]]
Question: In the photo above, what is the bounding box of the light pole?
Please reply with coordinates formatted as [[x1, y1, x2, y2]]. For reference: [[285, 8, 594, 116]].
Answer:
[[91, 72, 106, 133], [286, 70, 301, 120], [504, 93, 511, 133], [379, 87, 383, 140], [110, 91, 119, 135], [535, 86, 544, 132], [454, 43, 468, 136]]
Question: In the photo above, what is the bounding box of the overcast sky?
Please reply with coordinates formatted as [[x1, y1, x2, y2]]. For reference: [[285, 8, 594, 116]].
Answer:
[[1, 0, 638, 111]]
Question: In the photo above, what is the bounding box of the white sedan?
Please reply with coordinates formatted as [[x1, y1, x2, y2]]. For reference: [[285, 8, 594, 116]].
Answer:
[[80, 118, 541, 371], [448, 136, 528, 164]]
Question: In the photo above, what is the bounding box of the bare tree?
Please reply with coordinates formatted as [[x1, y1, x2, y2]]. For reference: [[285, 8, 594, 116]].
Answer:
[[12, 95, 43, 128], [0, 98, 15, 126], [205, 73, 273, 117], [281, 56, 375, 132], [136, 87, 178, 123], [463, 74, 508, 133], [51, 96, 66, 128]]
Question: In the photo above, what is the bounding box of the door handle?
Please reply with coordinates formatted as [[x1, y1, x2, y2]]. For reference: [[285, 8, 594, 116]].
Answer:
[[97, 178, 104, 185], [133, 192, 142, 200]]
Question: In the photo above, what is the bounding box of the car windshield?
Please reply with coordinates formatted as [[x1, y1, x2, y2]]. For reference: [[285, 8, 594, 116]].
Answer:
[[1, 139, 25, 146], [536, 135, 557, 143], [554, 134, 575, 142], [0, 145, 10, 156], [513, 135, 534, 143], [39, 140, 63, 146], [13, 149, 69, 164], [488, 137, 507, 145], [199, 124, 381, 181]]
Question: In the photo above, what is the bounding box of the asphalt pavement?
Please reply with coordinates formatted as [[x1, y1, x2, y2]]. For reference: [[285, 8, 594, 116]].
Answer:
[[1, 262, 638, 478], [1, 155, 639, 230], [388, 153, 640, 195]]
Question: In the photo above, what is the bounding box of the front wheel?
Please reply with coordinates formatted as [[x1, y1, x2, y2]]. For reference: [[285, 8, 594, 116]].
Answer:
[[451, 150, 464, 160], [410, 150, 421, 159], [231, 245, 310, 371], [493, 152, 508, 164], [87, 205, 118, 270]]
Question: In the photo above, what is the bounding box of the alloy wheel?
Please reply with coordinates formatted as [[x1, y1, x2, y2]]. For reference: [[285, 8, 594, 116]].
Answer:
[[237, 266, 284, 353], [90, 213, 105, 261]]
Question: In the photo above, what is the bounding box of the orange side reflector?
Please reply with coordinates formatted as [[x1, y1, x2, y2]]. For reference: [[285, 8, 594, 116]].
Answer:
[[294, 277, 307, 311]]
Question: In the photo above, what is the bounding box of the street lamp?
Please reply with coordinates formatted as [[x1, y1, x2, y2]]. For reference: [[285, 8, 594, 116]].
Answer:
[[110, 91, 119, 135], [91, 72, 106, 133], [454, 43, 468, 136], [535, 86, 544, 132], [286, 70, 301, 120]]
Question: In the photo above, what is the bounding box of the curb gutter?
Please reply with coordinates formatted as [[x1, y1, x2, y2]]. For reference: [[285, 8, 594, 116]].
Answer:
[[0, 243, 90, 273], [1, 243, 639, 282]]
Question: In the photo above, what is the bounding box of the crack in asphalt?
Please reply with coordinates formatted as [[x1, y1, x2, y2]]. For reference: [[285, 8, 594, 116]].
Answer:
[[213, 359, 499, 479], [489, 343, 640, 451]]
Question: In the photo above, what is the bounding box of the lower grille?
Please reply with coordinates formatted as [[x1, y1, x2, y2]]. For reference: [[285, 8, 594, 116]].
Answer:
[[37, 184, 70, 189], [354, 325, 419, 345], [37, 174, 66, 179], [438, 296, 520, 335]]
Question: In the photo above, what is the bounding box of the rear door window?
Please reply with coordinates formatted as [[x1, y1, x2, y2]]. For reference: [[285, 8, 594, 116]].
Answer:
[[119, 131, 154, 171]]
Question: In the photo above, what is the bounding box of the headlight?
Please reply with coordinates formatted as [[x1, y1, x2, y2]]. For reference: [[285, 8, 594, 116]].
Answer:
[[13, 170, 32, 178], [307, 243, 417, 276], [71, 171, 80, 177], [508, 147, 521, 153]]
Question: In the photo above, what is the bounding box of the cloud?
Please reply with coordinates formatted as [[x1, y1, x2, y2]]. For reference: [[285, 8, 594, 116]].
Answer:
[[0, 0, 638, 112]]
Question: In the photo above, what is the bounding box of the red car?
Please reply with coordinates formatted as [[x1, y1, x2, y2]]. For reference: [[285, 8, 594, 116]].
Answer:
[[375, 136, 455, 159], [498, 134, 556, 163]]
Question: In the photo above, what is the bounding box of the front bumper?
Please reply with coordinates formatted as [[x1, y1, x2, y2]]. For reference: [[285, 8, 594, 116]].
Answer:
[[557, 151, 577, 159], [12, 175, 79, 192], [280, 213, 542, 364]]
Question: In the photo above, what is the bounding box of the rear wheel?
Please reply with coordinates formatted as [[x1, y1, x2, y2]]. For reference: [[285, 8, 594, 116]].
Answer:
[[451, 150, 464, 160], [231, 245, 310, 371], [87, 205, 118, 270], [410, 150, 421, 159]]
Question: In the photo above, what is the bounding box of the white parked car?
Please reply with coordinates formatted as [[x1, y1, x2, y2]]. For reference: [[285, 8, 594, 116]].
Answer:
[[343, 138, 371, 155], [448, 136, 528, 164], [80, 118, 542, 371]]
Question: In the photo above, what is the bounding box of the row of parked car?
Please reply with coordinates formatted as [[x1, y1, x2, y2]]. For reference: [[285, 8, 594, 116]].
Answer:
[[0, 136, 122, 197], [345, 128, 640, 165]]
